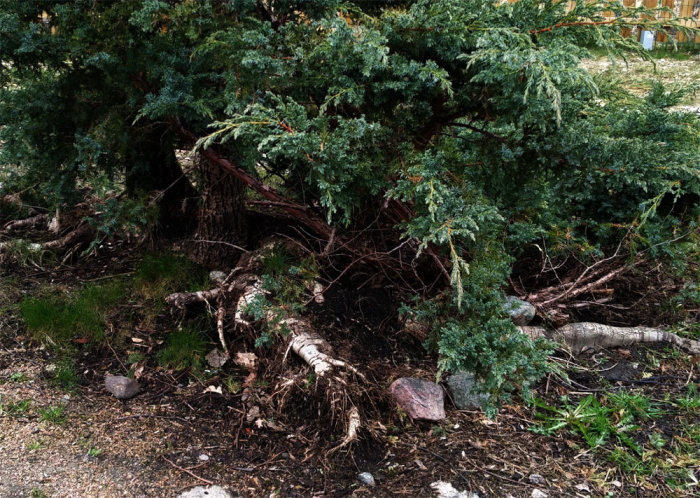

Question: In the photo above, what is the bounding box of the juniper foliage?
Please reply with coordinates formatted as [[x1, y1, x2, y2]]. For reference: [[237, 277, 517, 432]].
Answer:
[[1, 0, 698, 406]]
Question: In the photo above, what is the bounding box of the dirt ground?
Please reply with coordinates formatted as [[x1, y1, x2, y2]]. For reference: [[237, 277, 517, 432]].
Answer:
[[1, 249, 699, 498], [581, 52, 700, 110]]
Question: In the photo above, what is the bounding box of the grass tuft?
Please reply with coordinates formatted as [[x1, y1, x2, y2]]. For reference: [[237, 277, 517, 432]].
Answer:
[[157, 327, 208, 371], [38, 405, 65, 425], [134, 252, 208, 300], [20, 281, 126, 349]]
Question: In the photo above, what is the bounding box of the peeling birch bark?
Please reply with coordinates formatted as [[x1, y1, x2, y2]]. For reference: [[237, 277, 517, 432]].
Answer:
[[283, 316, 362, 377], [234, 276, 266, 327], [328, 406, 361, 453], [0, 222, 94, 258], [519, 322, 700, 355], [42, 223, 94, 251], [3, 214, 48, 231], [165, 288, 222, 308]]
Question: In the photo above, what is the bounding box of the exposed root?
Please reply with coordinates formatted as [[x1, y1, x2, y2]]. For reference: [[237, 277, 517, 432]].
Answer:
[[520, 322, 700, 355], [216, 305, 228, 352], [3, 213, 48, 231], [0, 222, 94, 263], [43, 222, 94, 252], [284, 316, 364, 378], [165, 239, 367, 449], [233, 275, 266, 328], [166, 288, 222, 308], [328, 406, 361, 454]]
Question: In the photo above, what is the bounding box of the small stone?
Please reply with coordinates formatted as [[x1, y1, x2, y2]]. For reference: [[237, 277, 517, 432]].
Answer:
[[104, 374, 140, 399], [504, 296, 536, 326], [389, 378, 445, 421], [246, 405, 261, 423], [198, 454, 210, 461], [531, 489, 548, 498], [205, 348, 229, 368], [529, 474, 546, 485], [358, 472, 375, 487], [404, 318, 429, 342], [445, 372, 488, 410], [177, 486, 233, 498], [430, 481, 479, 498]]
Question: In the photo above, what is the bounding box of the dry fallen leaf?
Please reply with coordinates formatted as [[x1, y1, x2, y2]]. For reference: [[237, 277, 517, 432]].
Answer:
[[234, 352, 257, 371], [574, 482, 591, 492], [133, 364, 145, 379]]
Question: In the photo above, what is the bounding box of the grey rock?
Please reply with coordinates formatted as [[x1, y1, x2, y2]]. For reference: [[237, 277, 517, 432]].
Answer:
[[177, 486, 233, 498], [529, 474, 546, 485], [358, 472, 376, 487], [389, 378, 445, 421], [505, 296, 536, 326], [104, 374, 140, 399], [205, 348, 229, 368], [446, 372, 488, 410]]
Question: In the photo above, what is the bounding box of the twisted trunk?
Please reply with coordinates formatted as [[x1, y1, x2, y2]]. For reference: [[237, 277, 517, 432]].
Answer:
[[192, 156, 248, 267], [125, 124, 197, 236]]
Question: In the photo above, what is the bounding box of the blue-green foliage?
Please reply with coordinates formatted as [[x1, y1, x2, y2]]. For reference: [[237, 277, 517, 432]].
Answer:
[[1, 0, 698, 408], [406, 246, 553, 415]]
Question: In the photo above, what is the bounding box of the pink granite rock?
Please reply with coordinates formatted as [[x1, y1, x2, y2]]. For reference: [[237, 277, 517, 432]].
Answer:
[[389, 377, 445, 421]]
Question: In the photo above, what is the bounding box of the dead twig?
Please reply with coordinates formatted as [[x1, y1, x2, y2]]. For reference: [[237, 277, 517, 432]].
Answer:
[[161, 456, 214, 485]]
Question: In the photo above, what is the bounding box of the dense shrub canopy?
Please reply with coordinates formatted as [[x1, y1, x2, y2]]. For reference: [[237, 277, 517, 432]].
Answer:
[[2, 0, 698, 408]]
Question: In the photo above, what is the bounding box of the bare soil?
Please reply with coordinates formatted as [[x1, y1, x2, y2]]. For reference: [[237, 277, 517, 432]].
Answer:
[[581, 53, 700, 110], [1, 247, 698, 498]]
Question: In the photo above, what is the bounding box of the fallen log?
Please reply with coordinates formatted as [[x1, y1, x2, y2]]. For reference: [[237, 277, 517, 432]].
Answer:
[[519, 322, 700, 355]]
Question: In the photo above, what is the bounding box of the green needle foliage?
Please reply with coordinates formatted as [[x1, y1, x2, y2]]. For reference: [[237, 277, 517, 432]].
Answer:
[[2, 1, 699, 407]]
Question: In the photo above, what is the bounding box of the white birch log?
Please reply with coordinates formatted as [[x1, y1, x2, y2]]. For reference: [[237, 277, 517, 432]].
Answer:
[[519, 322, 700, 355]]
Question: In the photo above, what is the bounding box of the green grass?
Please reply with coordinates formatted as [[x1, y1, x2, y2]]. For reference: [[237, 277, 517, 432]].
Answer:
[[674, 384, 700, 412], [0, 398, 31, 416], [20, 281, 126, 349], [530, 389, 700, 491], [87, 447, 103, 457], [651, 42, 700, 60], [38, 405, 65, 425], [157, 327, 209, 371], [10, 372, 28, 382], [50, 360, 79, 392], [530, 392, 662, 454], [26, 440, 46, 451], [133, 252, 209, 325], [127, 352, 146, 365], [134, 252, 208, 300], [30, 489, 49, 498]]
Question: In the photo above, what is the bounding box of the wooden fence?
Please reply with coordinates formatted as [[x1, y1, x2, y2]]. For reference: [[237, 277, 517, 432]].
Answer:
[[631, 0, 700, 43], [503, 0, 700, 43]]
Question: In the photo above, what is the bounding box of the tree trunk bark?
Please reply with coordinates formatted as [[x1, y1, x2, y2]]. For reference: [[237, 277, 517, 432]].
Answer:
[[125, 124, 197, 236], [193, 155, 248, 267]]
